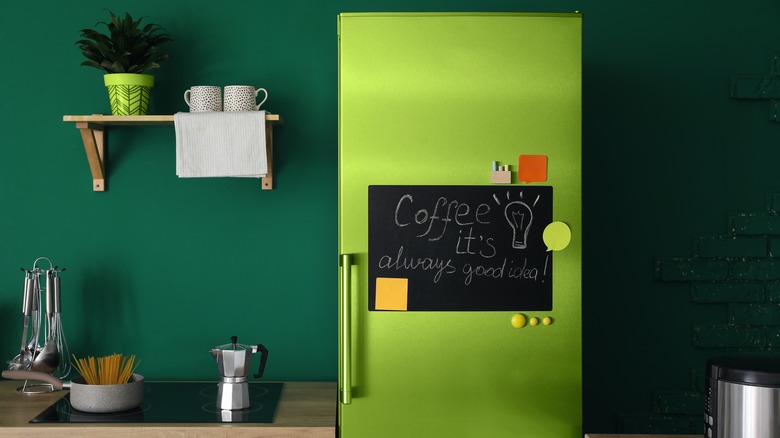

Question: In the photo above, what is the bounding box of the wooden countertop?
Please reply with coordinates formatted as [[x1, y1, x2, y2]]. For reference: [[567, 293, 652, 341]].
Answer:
[[0, 380, 336, 437]]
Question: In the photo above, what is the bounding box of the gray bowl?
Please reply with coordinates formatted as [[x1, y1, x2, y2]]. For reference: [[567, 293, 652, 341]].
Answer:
[[69, 373, 144, 413]]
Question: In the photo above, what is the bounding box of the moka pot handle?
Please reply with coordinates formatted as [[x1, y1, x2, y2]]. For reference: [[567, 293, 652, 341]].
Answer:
[[253, 344, 269, 379]]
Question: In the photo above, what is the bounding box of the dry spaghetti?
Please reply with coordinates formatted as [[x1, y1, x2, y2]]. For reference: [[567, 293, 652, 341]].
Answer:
[[71, 353, 139, 385]]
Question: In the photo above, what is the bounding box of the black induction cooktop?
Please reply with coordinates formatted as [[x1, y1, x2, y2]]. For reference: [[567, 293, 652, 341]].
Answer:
[[29, 382, 283, 423]]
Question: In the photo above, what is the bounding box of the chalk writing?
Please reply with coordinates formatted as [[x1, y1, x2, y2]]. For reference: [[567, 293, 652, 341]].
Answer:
[[378, 245, 456, 283], [369, 185, 553, 311]]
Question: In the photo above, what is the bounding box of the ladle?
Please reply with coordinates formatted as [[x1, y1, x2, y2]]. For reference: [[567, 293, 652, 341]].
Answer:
[[8, 273, 34, 370], [31, 340, 57, 373], [31, 270, 59, 373]]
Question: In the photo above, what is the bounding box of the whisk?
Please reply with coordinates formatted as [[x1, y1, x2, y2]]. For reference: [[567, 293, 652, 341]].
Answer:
[[48, 268, 70, 378]]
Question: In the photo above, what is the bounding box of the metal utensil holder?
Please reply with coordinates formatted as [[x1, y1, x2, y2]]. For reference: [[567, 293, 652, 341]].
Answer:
[[7, 257, 70, 393]]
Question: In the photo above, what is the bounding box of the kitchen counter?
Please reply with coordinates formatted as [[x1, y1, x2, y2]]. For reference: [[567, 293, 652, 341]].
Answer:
[[0, 380, 336, 437]]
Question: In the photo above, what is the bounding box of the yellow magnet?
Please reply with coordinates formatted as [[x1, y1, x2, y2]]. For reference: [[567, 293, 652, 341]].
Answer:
[[511, 313, 527, 328], [542, 316, 553, 326], [543, 221, 572, 252], [529, 317, 540, 326]]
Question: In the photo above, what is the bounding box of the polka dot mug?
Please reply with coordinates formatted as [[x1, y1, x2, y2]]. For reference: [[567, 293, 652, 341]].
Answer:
[[224, 86, 268, 112], [184, 86, 222, 112]]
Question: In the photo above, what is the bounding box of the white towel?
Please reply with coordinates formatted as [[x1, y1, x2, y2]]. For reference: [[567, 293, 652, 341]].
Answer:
[[174, 111, 267, 178]]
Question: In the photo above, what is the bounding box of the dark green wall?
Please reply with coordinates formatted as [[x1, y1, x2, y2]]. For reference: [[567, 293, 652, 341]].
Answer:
[[583, 1, 780, 434], [2, 0, 780, 434]]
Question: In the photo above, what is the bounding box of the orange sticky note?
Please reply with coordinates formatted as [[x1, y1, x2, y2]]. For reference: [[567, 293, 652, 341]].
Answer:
[[518, 155, 547, 183], [375, 277, 408, 311]]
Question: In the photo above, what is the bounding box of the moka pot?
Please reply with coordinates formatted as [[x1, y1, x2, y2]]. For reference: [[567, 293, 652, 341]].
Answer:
[[210, 336, 269, 410]]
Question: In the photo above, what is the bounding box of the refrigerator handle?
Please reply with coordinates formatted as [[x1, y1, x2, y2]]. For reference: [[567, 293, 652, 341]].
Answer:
[[339, 253, 352, 405]]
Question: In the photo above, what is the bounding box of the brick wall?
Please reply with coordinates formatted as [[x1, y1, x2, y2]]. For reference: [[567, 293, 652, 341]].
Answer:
[[630, 193, 780, 434], [656, 193, 780, 350]]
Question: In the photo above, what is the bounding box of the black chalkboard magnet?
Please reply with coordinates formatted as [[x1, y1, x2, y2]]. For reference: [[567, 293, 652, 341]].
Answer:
[[490, 170, 511, 184], [369, 185, 553, 311], [374, 277, 408, 311]]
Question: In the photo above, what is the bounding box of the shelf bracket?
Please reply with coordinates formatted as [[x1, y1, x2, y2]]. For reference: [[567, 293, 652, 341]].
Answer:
[[263, 121, 274, 190], [76, 122, 106, 191]]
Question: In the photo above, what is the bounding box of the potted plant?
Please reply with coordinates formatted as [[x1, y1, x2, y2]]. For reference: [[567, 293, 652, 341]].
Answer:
[[76, 11, 172, 115]]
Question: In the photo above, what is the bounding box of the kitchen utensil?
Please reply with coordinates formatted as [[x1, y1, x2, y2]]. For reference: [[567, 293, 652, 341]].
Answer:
[[31, 338, 58, 373], [21, 260, 49, 367], [31, 270, 59, 373], [210, 336, 268, 410], [7, 258, 69, 379], [25, 272, 41, 358], [1, 369, 144, 413], [48, 268, 70, 378], [7, 272, 35, 370]]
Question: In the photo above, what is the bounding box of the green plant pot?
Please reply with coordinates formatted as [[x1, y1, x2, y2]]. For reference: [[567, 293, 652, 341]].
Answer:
[[104, 74, 154, 115]]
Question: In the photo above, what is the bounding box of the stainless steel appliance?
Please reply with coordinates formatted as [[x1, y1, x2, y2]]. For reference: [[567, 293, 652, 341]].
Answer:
[[210, 336, 268, 410], [706, 356, 780, 438]]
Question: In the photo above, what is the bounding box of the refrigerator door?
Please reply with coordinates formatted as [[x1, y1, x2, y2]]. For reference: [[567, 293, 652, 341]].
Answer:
[[338, 13, 581, 438]]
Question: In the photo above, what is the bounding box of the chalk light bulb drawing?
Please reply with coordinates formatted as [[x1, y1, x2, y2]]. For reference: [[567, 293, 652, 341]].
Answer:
[[504, 201, 533, 249]]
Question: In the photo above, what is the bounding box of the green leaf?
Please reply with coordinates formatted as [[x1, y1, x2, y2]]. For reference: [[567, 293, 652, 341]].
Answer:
[[76, 9, 171, 73], [109, 60, 126, 73], [80, 60, 104, 70]]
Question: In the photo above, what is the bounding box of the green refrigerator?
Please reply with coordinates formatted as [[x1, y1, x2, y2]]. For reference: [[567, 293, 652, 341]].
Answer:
[[338, 12, 582, 437]]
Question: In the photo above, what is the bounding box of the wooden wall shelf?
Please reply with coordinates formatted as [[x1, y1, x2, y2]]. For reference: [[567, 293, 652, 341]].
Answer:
[[63, 114, 281, 191]]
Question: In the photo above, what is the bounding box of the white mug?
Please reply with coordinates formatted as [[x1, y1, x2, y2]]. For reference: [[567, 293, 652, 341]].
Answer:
[[223, 86, 268, 111], [184, 86, 222, 112]]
